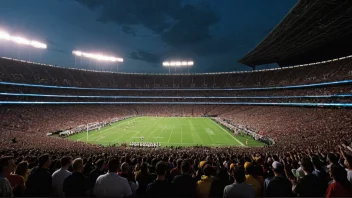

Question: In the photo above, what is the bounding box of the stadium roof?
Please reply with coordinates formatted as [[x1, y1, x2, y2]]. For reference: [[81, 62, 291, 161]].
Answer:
[[239, 0, 352, 68]]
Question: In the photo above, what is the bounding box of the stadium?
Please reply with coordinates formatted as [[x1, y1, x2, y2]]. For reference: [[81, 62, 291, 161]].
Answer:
[[0, 0, 352, 197]]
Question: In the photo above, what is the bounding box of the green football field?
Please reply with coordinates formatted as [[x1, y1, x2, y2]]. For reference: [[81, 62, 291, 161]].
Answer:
[[67, 117, 265, 147]]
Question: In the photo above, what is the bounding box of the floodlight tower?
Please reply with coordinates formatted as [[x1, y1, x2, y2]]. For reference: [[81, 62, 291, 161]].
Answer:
[[72, 50, 123, 71], [162, 60, 194, 74], [0, 29, 47, 61]]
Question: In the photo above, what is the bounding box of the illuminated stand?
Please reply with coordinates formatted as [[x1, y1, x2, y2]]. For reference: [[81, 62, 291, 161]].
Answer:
[[162, 61, 194, 74], [72, 50, 123, 72]]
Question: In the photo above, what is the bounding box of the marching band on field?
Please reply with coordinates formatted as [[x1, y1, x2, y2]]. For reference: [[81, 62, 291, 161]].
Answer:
[[129, 142, 161, 148]]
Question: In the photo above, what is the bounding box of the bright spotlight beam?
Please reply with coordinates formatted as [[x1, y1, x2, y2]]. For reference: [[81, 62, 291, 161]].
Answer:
[[162, 60, 194, 67], [0, 30, 47, 49], [72, 50, 123, 62]]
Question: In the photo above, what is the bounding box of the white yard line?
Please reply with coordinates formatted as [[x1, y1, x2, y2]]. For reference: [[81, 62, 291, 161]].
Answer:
[[125, 117, 163, 143], [144, 117, 165, 140], [167, 126, 175, 143], [213, 121, 245, 147], [126, 116, 162, 142], [181, 125, 183, 143], [77, 117, 138, 141], [114, 127, 145, 142], [202, 120, 216, 144], [188, 120, 203, 145], [94, 136, 105, 142]]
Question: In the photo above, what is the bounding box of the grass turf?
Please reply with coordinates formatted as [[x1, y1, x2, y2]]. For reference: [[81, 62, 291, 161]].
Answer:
[[67, 117, 265, 147]]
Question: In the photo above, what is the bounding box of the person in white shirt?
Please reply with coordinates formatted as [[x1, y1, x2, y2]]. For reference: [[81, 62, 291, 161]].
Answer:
[[52, 156, 72, 197], [93, 158, 132, 198]]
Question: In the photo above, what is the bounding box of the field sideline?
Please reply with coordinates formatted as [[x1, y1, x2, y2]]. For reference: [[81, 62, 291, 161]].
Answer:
[[67, 117, 265, 147]]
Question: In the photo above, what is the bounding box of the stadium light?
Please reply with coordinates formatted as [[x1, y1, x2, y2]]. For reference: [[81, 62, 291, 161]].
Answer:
[[72, 50, 123, 62], [0, 30, 47, 49], [162, 60, 194, 67]]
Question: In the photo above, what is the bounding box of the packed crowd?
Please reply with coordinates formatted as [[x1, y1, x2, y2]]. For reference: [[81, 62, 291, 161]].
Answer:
[[1, 142, 352, 197], [212, 117, 273, 145], [2, 83, 352, 104], [0, 57, 351, 88]]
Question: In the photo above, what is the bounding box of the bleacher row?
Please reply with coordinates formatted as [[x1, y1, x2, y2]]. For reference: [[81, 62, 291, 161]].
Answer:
[[0, 57, 352, 105], [0, 57, 351, 88]]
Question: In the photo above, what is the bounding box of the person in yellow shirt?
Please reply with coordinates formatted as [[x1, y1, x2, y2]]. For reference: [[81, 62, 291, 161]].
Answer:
[[196, 165, 214, 198], [245, 162, 263, 197]]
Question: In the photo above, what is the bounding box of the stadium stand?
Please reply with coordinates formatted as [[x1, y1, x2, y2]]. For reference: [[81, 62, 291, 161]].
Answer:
[[1, 0, 352, 197], [239, 0, 352, 68], [0, 55, 352, 197]]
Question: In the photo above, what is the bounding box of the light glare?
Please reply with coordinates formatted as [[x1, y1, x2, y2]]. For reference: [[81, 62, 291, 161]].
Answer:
[[11, 36, 31, 45], [187, 61, 194, 66], [0, 30, 46, 49], [31, 41, 47, 49], [0, 31, 11, 40], [162, 60, 194, 67], [72, 50, 123, 62]]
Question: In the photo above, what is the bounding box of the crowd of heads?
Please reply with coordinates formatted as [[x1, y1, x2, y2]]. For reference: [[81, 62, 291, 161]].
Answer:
[[1, 144, 352, 197]]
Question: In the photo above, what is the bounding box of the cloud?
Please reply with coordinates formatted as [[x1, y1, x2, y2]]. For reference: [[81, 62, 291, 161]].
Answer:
[[74, 0, 228, 58], [161, 4, 218, 48], [121, 25, 136, 36], [129, 50, 161, 64], [75, 0, 182, 33]]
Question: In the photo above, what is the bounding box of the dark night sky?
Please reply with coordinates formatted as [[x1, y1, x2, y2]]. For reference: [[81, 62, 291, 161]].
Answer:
[[0, 0, 297, 73]]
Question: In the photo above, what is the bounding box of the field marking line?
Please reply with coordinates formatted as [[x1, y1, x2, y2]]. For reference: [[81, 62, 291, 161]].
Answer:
[[188, 120, 203, 145], [76, 118, 133, 141], [94, 136, 106, 142], [157, 117, 175, 143], [167, 126, 175, 143], [181, 124, 183, 143], [188, 121, 196, 144], [210, 119, 245, 147], [85, 117, 139, 142], [91, 117, 138, 141], [76, 117, 139, 141], [201, 119, 216, 144], [125, 116, 163, 143], [113, 124, 147, 142], [141, 117, 165, 141], [187, 120, 195, 144]]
